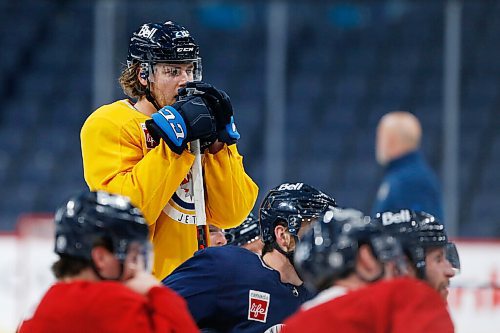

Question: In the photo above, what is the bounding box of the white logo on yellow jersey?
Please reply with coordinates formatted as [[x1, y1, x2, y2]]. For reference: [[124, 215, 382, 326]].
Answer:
[[163, 172, 197, 224]]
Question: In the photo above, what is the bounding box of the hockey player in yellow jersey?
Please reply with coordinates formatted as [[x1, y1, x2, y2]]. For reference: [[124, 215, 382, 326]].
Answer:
[[81, 21, 258, 279]]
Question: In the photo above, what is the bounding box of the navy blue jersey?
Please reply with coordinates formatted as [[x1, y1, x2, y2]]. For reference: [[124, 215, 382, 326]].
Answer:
[[372, 151, 443, 222], [162, 246, 313, 333]]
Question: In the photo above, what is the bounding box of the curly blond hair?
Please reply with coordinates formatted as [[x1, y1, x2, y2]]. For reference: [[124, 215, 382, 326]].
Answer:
[[118, 62, 146, 99]]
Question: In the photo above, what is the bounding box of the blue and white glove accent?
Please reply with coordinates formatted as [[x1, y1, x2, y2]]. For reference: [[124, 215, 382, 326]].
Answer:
[[145, 95, 217, 155], [219, 116, 240, 145], [151, 106, 187, 148]]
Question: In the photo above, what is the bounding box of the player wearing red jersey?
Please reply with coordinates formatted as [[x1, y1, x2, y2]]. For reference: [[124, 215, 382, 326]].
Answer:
[[18, 191, 198, 333], [283, 208, 455, 333]]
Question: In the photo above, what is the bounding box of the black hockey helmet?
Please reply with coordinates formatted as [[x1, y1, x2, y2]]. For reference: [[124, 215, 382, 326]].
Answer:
[[375, 209, 460, 279], [127, 21, 200, 65], [225, 212, 260, 246], [127, 21, 202, 80], [295, 208, 405, 292], [54, 191, 150, 262], [259, 182, 337, 244]]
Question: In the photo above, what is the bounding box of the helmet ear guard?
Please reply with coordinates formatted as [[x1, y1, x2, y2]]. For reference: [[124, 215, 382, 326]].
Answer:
[[139, 63, 149, 80]]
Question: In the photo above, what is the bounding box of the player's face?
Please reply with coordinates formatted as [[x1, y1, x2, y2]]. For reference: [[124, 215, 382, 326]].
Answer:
[[289, 216, 320, 251], [150, 62, 195, 107], [97, 243, 148, 281], [424, 246, 455, 300], [297, 216, 320, 238], [209, 225, 227, 247]]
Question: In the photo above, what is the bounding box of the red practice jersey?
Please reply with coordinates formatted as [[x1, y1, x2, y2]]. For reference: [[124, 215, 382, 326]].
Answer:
[[18, 281, 199, 333], [283, 277, 454, 333]]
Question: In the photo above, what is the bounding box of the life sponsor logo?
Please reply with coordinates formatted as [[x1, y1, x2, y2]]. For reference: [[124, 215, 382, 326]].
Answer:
[[141, 123, 158, 149], [381, 209, 412, 226], [277, 183, 303, 191], [248, 290, 270, 323], [163, 172, 197, 225]]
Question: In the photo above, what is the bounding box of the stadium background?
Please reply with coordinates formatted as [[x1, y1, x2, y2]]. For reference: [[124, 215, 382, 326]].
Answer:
[[1, 0, 499, 236], [0, 0, 499, 331]]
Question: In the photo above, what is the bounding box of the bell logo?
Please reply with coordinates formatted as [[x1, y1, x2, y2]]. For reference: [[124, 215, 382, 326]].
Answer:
[[381, 210, 411, 226], [137, 25, 157, 39], [278, 183, 304, 191], [248, 290, 270, 323]]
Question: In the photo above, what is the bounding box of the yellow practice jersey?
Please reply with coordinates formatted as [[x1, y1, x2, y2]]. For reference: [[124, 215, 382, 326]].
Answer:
[[81, 99, 259, 279]]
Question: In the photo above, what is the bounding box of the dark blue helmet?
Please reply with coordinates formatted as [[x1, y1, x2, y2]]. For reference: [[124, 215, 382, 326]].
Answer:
[[127, 21, 202, 80], [54, 191, 150, 262], [375, 209, 460, 279], [295, 208, 404, 292], [127, 21, 200, 65], [259, 182, 337, 244], [225, 212, 260, 247]]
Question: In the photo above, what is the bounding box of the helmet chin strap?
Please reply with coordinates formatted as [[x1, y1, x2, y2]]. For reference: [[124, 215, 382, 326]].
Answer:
[[273, 236, 298, 266], [145, 80, 162, 111], [142, 61, 162, 111]]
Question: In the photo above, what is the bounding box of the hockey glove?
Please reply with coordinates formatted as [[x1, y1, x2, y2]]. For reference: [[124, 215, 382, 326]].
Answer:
[[145, 95, 217, 155], [179, 82, 240, 145]]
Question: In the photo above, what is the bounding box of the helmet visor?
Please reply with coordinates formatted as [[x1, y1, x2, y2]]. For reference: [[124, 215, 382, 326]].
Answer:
[[148, 58, 202, 82], [122, 241, 153, 271], [445, 242, 461, 274]]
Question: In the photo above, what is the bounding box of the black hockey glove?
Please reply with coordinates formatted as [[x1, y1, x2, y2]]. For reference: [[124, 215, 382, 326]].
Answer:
[[178, 82, 240, 145], [145, 95, 217, 155]]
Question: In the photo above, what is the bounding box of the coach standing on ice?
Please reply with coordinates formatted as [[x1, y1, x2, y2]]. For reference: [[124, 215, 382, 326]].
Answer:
[[372, 111, 443, 222], [80, 21, 258, 279]]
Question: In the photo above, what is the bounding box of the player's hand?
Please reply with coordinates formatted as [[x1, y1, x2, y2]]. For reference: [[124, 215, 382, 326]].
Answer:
[[179, 82, 240, 145], [123, 254, 160, 296], [125, 270, 161, 296], [145, 95, 217, 154]]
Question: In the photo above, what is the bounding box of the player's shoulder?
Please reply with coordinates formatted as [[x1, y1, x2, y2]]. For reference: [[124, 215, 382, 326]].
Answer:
[[164, 246, 258, 286], [195, 245, 259, 263], [92, 280, 147, 305], [367, 277, 440, 300], [53, 281, 145, 306], [85, 99, 147, 127], [283, 297, 333, 331]]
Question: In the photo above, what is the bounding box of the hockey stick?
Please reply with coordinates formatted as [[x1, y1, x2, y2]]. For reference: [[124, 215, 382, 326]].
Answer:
[[190, 138, 208, 250], [183, 86, 208, 250]]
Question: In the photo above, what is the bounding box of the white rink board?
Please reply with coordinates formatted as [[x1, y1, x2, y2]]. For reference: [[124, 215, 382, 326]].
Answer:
[[0, 237, 499, 333], [448, 241, 500, 333], [0, 235, 56, 333]]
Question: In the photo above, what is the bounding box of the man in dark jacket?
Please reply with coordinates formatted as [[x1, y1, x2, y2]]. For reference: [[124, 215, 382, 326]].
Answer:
[[372, 111, 443, 222]]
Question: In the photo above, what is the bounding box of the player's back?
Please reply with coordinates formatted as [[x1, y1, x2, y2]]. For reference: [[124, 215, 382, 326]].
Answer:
[[283, 277, 454, 333], [164, 245, 313, 333], [18, 280, 151, 332]]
